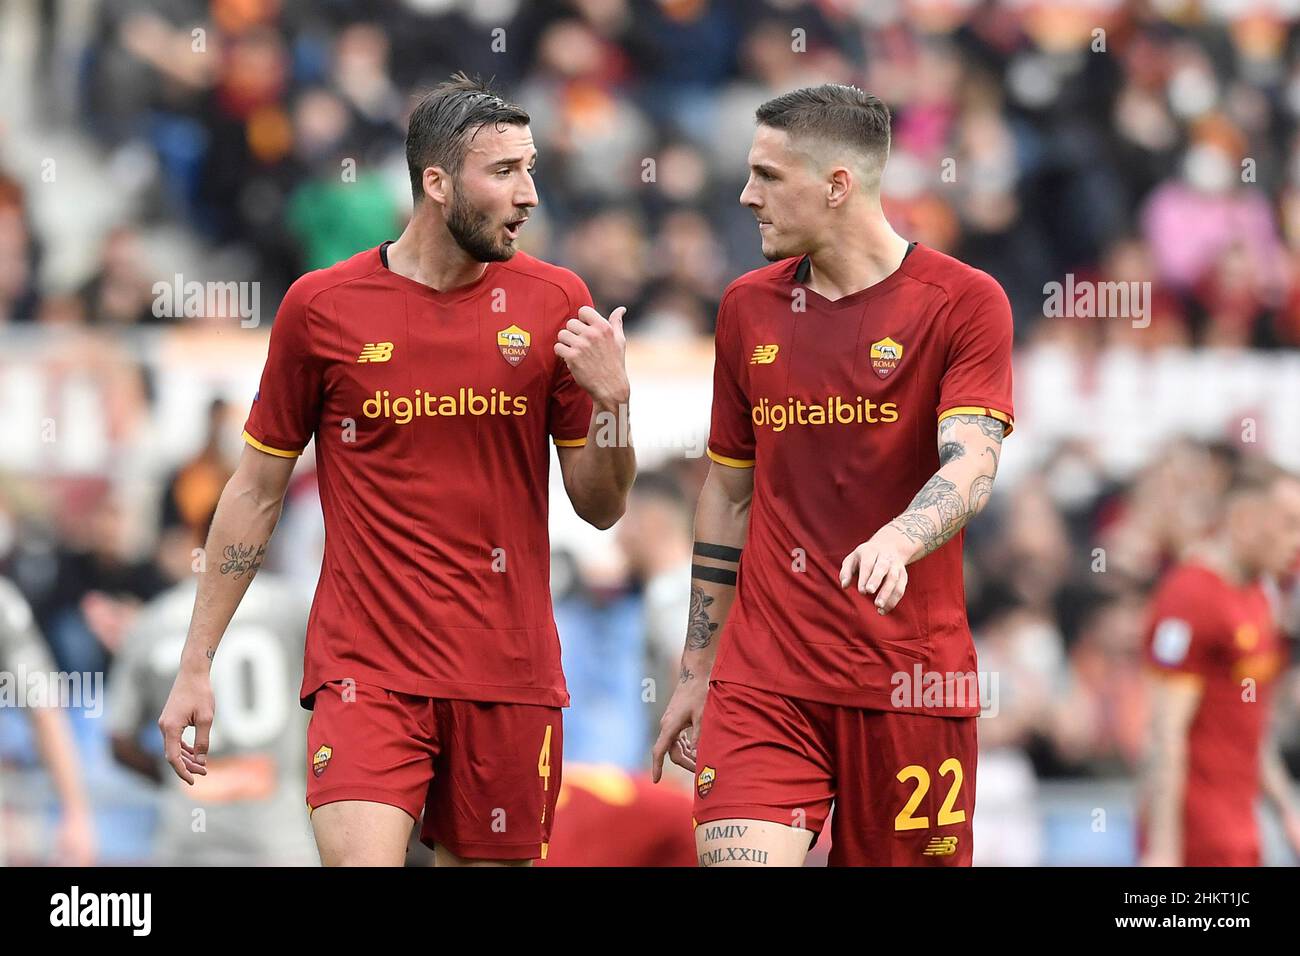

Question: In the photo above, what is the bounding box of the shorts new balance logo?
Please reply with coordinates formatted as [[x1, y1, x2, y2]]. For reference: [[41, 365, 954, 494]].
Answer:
[[923, 835, 958, 857]]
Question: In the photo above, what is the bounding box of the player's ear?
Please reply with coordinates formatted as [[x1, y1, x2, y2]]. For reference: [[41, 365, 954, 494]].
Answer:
[[423, 166, 452, 207], [827, 166, 852, 207]]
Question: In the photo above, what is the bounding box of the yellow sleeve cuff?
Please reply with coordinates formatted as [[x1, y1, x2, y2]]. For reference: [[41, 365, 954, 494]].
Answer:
[[553, 437, 587, 447], [937, 406, 1014, 437], [242, 430, 302, 458], [706, 448, 756, 468]]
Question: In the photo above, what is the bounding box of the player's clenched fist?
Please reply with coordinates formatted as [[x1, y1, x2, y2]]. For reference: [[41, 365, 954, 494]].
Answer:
[[554, 305, 630, 406], [839, 524, 914, 614]]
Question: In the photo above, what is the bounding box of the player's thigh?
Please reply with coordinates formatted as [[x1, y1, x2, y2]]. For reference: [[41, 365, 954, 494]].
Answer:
[[432, 844, 533, 867], [311, 800, 416, 866], [693, 681, 835, 864], [695, 817, 814, 867], [421, 700, 562, 863], [830, 709, 977, 866], [304, 679, 436, 866]]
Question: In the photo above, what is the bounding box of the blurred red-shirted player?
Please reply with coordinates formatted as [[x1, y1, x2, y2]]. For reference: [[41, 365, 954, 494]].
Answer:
[[1140, 460, 1300, 866], [158, 74, 636, 867], [537, 764, 696, 867], [653, 85, 1013, 867]]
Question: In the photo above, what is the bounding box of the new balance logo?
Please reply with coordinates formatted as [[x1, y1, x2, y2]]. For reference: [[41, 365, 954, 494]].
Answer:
[[357, 342, 394, 363], [750, 344, 779, 365], [923, 836, 958, 857]]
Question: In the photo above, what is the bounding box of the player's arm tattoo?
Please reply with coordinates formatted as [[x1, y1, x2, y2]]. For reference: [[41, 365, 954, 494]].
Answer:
[[686, 541, 741, 654], [687, 585, 720, 650], [219, 542, 267, 580], [888, 414, 1003, 558], [938, 440, 965, 466]]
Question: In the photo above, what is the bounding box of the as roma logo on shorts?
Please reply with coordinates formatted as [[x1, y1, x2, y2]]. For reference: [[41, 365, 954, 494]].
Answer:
[[497, 324, 531, 367], [869, 336, 904, 379], [312, 745, 332, 777], [696, 765, 716, 798]]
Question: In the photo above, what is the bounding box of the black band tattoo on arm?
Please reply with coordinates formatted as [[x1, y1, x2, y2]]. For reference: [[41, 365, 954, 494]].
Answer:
[[691, 564, 737, 586], [693, 542, 742, 562]]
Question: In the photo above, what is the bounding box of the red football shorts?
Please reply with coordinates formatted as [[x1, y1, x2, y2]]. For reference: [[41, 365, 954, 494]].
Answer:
[[693, 680, 977, 866], [305, 679, 563, 860], [1137, 803, 1261, 866]]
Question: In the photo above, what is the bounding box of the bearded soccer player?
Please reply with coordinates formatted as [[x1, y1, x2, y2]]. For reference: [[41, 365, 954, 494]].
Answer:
[[1140, 461, 1300, 867], [158, 74, 635, 867], [652, 85, 1013, 867]]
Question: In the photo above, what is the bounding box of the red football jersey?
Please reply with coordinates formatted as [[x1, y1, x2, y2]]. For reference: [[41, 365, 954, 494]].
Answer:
[[537, 765, 696, 867], [706, 244, 1015, 714], [1144, 561, 1284, 863], [242, 244, 593, 707]]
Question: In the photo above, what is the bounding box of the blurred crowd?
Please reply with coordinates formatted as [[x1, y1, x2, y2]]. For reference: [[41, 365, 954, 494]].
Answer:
[[2, 0, 1300, 864]]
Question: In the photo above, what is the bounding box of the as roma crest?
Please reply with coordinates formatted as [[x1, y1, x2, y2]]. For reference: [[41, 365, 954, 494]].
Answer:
[[313, 744, 332, 777], [696, 765, 716, 798], [869, 336, 904, 379], [497, 324, 531, 367]]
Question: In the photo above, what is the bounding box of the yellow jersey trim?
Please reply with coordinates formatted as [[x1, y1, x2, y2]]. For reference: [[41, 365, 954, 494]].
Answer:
[[937, 405, 1015, 437], [553, 437, 587, 447], [706, 449, 756, 468], [242, 430, 302, 458]]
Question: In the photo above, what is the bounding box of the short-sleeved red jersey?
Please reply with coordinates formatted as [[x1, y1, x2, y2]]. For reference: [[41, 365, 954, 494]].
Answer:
[[1144, 561, 1284, 861], [706, 244, 1015, 713], [243, 245, 593, 707], [536, 765, 696, 867]]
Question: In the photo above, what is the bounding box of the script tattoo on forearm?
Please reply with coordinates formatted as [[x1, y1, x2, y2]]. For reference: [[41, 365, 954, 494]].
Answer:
[[220, 542, 266, 580], [687, 585, 719, 650], [889, 415, 1004, 557]]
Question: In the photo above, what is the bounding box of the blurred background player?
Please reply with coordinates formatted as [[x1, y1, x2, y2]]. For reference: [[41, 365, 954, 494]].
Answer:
[[615, 470, 694, 764], [0, 576, 95, 866], [654, 84, 1013, 867], [107, 516, 315, 866], [1140, 460, 1300, 866], [536, 762, 695, 867]]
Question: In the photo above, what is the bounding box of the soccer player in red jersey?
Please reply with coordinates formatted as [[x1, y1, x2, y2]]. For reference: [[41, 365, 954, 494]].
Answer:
[[158, 74, 635, 866], [1139, 460, 1300, 867], [535, 764, 696, 867], [652, 85, 1013, 866]]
